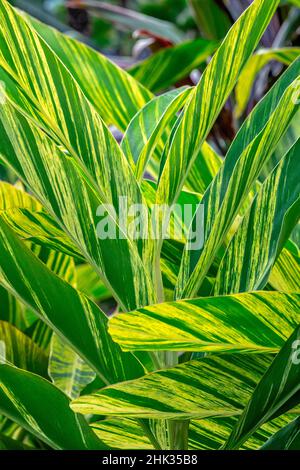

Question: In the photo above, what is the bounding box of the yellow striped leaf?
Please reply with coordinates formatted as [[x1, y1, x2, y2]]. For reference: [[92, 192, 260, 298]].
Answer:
[[236, 47, 300, 117], [121, 87, 192, 180], [225, 325, 300, 449], [0, 321, 48, 377], [0, 365, 106, 449], [156, 0, 280, 225], [0, 218, 144, 384], [0, 0, 156, 310], [214, 139, 300, 294], [177, 59, 300, 299], [48, 333, 96, 400], [71, 354, 273, 420]]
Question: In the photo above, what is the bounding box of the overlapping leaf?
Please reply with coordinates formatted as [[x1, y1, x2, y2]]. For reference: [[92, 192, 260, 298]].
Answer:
[[188, 0, 231, 40], [75, 0, 185, 44], [0, 321, 48, 377], [129, 38, 217, 93], [0, 218, 144, 384], [24, 12, 152, 131], [48, 333, 96, 399], [71, 354, 273, 420], [269, 247, 300, 292], [236, 47, 300, 116], [261, 417, 300, 450], [225, 325, 300, 449], [177, 58, 300, 299], [0, 365, 106, 449], [214, 138, 300, 294], [109, 292, 300, 352], [121, 87, 192, 180], [156, 0, 280, 228], [0, 0, 156, 310]]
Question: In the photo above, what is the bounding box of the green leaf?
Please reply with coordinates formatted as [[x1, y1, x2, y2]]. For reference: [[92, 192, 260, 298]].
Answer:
[[0, 218, 144, 384], [121, 87, 192, 180], [156, 0, 280, 222], [269, 247, 300, 292], [0, 431, 34, 450], [129, 38, 218, 93], [236, 48, 300, 117], [0, 321, 48, 377], [225, 325, 300, 449], [261, 417, 300, 450], [75, 0, 185, 44], [188, 0, 231, 40], [0, 182, 82, 260], [48, 334, 96, 400], [183, 142, 222, 194], [24, 12, 152, 131], [109, 291, 300, 353], [91, 418, 153, 450], [177, 58, 300, 299], [0, 364, 106, 449], [189, 414, 297, 450], [214, 139, 300, 295], [71, 354, 272, 420], [76, 264, 111, 302], [0, 0, 156, 310]]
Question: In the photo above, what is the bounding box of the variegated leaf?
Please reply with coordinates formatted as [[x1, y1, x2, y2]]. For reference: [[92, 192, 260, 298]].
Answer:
[[177, 59, 300, 299], [214, 138, 300, 294], [236, 47, 300, 116]]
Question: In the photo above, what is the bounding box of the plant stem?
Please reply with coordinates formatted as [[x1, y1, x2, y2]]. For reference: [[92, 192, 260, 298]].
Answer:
[[168, 420, 190, 450]]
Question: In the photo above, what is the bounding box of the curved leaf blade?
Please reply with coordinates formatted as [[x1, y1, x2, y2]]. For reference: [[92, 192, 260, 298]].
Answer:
[[71, 354, 272, 420], [225, 325, 300, 449], [0, 365, 106, 449], [109, 292, 300, 352], [214, 138, 300, 294]]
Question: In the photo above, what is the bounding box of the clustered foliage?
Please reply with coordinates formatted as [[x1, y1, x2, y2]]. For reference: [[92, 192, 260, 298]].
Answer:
[[0, 0, 299, 451]]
